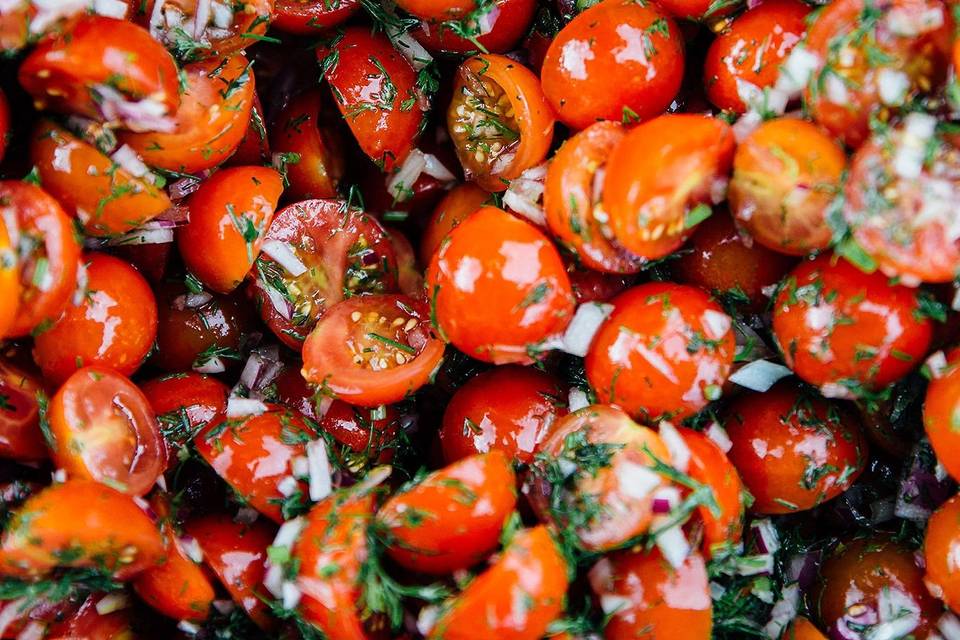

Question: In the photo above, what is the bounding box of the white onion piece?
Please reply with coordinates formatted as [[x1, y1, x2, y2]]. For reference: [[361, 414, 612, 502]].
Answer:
[[177, 535, 204, 563], [105, 227, 175, 246], [263, 563, 284, 598], [194, 356, 226, 374], [925, 350, 948, 379], [306, 439, 332, 502], [558, 302, 614, 357], [653, 520, 690, 569], [212, 600, 235, 615], [210, 0, 233, 29], [729, 359, 793, 392], [262, 240, 308, 277], [735, 554, 775, 576], [868, 587, 920, 640], [877, 68, 911, 106], [752, 519, 780, 554], [111, 144, 154, 181], [503, 164, 548, 227], [148, 0, 166, 36], [261, 282, 292, 321], [701, 309, 732, 342], [417, 605, 441, 636], [177, 621, 201, 635], [763, 583, 800, 640], [95, 593, 130, 615], [352, 465, 393, 495], [775, 45, 820, 96], [940, 613, 960, 640], [226, 398, 268, 418], [93, 0, 128, 17], [281, 581, 302, 610], [273, 517, 306, 550], [29, 0, 87, 34], [277, 475, 299, 497], [172, 292, 213, 310], [422, 154, 456, 181], [71, 262, 89, 306], [599, 594, 631, 616], [657, 421, 690, 473], [193, 0, 212, 38], [390, 30, 434, 71], [473, 4, 501, 35], [616, 460, 661, 500], [893, 112, 937, 180], [15, 621, 45, 640], [291, 455, 309, 479], [705, 422, 733, 453], [93, 85, 176, 133], [567, 388, 589, 412], [387, 150, 427, 202], [0, 599, 27, 638]]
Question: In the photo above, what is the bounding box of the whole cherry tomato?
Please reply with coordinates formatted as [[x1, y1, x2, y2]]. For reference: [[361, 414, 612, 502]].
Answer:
[[413, 0, 538, 54], [316, 399, 400, 469], [922, 347, 960, 482], [228, 96, 271, 166], [924, 493, 960, 612], [0, 360, 48, 461], [396, 0, 475, 20], [138, 0, 274, 61], [140, 372, 229, 453], [273, 0, 360, 34], [420, 182, 490, 265]]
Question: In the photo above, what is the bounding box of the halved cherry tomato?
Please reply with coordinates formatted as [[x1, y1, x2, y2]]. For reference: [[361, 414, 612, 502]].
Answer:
[[413, 0, 538, 54], [426, 206, 575, 364], [923, 347, 960, 482], [0, 479, 163, 579], [119, 54, 255, 174], [138, 0, 274, 61], [784, 617, 828, 640], [31, 120, 173, 237], [529, 405, 673, 551], [603, 115, 735, 260], [141, 372, 229, 454], [194, 406, 317, 522], [228, 96, 271, 166], [378, 450, 516, 574], [440, 365, 566, 464], [18, 16, 180, 131], [924, 494, 960, 611], [724, 383, 867, 514], [178, 166, 283, 293], [320, 27, 424, 171], [273, 0, 360, 34], [420, 182, 490, 265], [448, 54, 555, 192], [771, 254, 934, 396], [48, 367, 166, 496], [45, 593, 135, 640], [585, 282, 735, 422], [0, 181, 81, 337], [0, 89, 8, 163], [269, 89, 344, 200], [588, 548, 712, 639], [388, 226, 424, 296], [729, 117, 847, 256], [33, 252, 158, 386], [301, 294, 444, 406], [0, 202, 19, 339], [251, 199, 399, 349], [0, 360, 48, 461], [541, 0, 684, 130], [703, 0, 809, 112], [427, 526, 568, 640]]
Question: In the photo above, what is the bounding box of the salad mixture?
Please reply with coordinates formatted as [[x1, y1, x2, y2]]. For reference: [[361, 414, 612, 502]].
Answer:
[[1, 0, 960, 638]]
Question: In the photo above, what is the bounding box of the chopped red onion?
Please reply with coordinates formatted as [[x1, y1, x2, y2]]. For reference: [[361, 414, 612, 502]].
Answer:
[[763, 583, 800, 639], [262, 240, 308, 277], [751, 518, 780, 555], [306, 439, 332, 501]]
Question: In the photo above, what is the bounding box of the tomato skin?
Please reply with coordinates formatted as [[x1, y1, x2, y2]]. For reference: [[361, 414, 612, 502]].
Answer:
[[18, 17, 180, 130], [178, 166, 283, 294], [379, 451, 517, 574], [228, 96, 271, 166], [273, 0, 360, 34], [0, 479, 163, 579], [317, 399, 400, 467], [420, 182, 490, 266], [784, 617, 828, 640], [0, 203, 20, 340], [33, 252, 158, 386], [0, 360, 48, 462], [541, 0, 684, 131], [924, 494, 960, 612], [724, 384, 867, 514], [426, 206, 575, 364], [703, 0, 809, 112], [140, 372, 229, 454], [427, 526, 568, 640], [729, 118, 846, 256], [772, 255, 934, 395], [321, 27, 423, 171], [413, 0, 537, 54], [396, 0, 474, 20], [585, 283, 735, 422], [588, 548, 712, 639], [45, 593, 134, 640], [923, 347, 960, 482], [31, 120, 173, 237], [603, 115, 735, 260]]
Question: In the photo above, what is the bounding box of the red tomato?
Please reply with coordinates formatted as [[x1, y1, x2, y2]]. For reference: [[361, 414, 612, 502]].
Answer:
[[413, 0, 538, 54], [784, 617, 829, 640], [396, 0, 474, 20], [772, 254, 934, 396], [420, 182, 490, 266], [440, 365, 566, 464], [378, 450, 517, 574], [388, 226, 424, 297], [137, 0, 274, 61], [33, 252, 158, 386], [924, 494, 960, 611], [228, 96, 271, 166], [0, 479, 163, 579], [140, 372, 229, 453], [301, 294, 444, 406], [119, 54, 255, 174], [178, 166, 283, 293], [0, 89, 8, 162], [0, 181, 81, 338], [448, 54, 555, 192], [567, 265, 633, 305], [317, 399, 400, 468], [585, 283, 735, 422], [588, 548, 712, 639], [603, 115, 735, 260], [18, 16, 180, 131], [541, 0, 684, 130], [45, 593, 134, 640], [320, 27, 424, 171], [724, 384, 867, 514], [923, 347, 960, 482], [0, 3, 28, 53], [0, 360, 48, 461], [729, 118, 847, 256], [0, 211, 16, 340], [48, 367, 166, 496], [427, 526, 568, 640], [426, 206, 575, 364], [273, 0, 360, 34], [703, 0, 809, 112]]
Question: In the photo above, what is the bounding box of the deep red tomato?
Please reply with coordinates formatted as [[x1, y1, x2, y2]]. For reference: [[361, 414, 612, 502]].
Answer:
[[413, 0, 538, 54], [420, 182, 490, 266], [923, 347, 960, 482], [388, 226, 424, 297], [772, 254, 934, 396], [316, 398, 400, 468], [585, 283, 735, 422], [426, 206, 575, 364], [228, 96, 271, 166], [273, 0, 360, 34], [140, 372, 229, 453], [0, 360, 48, 461], [724, 384, 867, 514], [541, 0, 684, 130], [137, 0, 274, 61], [45, 593, 134, 640], [33, 252, 158, 386], [301, 294, 444, 406], [178, 166, 284, 293], [448, 54, 555, 192], [396, 0, 475, 20]]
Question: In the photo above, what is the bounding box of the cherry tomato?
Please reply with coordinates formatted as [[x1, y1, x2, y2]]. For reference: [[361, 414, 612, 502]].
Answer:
[[119, 54, 255, 174], [923, 493, 960, 612], [803, 0, 952, 148], [427, 526, 568, 640], [301, 294, 444, 406], [379, 450, 517, 574], [0, 360, 48, 462], [320, 27, 424, 171], [413, 0, 538, 54], [703, 0, 809, 112], [588, 548, 712, 639], [251, 199, 399, 349], [724, 384, 867, 514], [420, 182, 490, 265], [448, 54, 555, 192], [440, 365, 566, 464], [672, 210, 796, 311], [178, 166, 283, 293], [567, 263, 633, 305], [396, 0, 476, 20], [729, 117, 847, 256], [45, 593, 134, 640], [273, 0, 360, 34], [269, 89, 345, 200], [18, 16, 180, 131], [426, 206, 575, 364], [31, 120, 173, 237], [317, 399, 400, 469], [784, 617, 829, 640], [0, 198, 20, 340], [0, 89, 8, 162], [228, 96, 271, 166], [585, 282, 736, 422], [138, 0, 274, 61], [528, 405, 673, 551], [33, 252, 158, 386], [541, 0, 684, 130], [140, 372, 229, 453], [922, 347, 960, 484], [388, 227, 424, 297], [771, 254, 934, 396], [0, 479, 163, 579]]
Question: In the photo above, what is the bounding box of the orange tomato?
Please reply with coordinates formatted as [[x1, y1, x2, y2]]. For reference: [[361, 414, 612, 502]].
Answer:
[[924, 347, 960, 482], [0, 203, 19, 339], [420, 182, 491, 265]]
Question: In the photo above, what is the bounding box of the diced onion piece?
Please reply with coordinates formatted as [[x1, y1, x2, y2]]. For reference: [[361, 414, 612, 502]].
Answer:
[[261, 281, 293, 321], [925, 350, 948, 379], [263, 563, 284, 598], [868, 587, 920, 640], [654, 520, 691, 569], [15, 621, 45, 640], [211, 0, 233, 29], [177, 535, 204, 563], [193, 0, 212, 37], [940, 613, 960, 640], [177, 621, 201, 635], [212, 599, 235, 615], [559, 302, 614, 357], [735, 554, 775, 576], [705, 422, 733, 453], [775, 45, 820, 96], [194, 356, 226, 374], [105, 227, 175, 246], [305, 439, 332, 502], [273, 517, 306, 550], [701, 309, 732, 342], [277, 475, 299, 497], [93, 85, 176, 133], [422, 154, 456, 181], [291, 455, 309, 479], [387, 149, 427, 202], [281, 581, 302, 610], [657, 421, 690, 473], [885, 4, 944, 36], [893, 112, 937, 180], [752, 518, 780, 554], [473, 4, 500, 35], [391, 30, 434, 71], [729, 359, 793, 392], [599, 594, 632, 616], [567, 388, 589, 412], [30, 0, 88, 34], [651, 485, 682, 514], [763, 583, 800, 640], [262, 240, 308, 277], [615, 460, 661, 500], [226, 398, 268, 418], [503, 164, 548, 227], [877, 68, 911, 106], [352, 464, 393, 495], [95, 593, 130, 615]]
